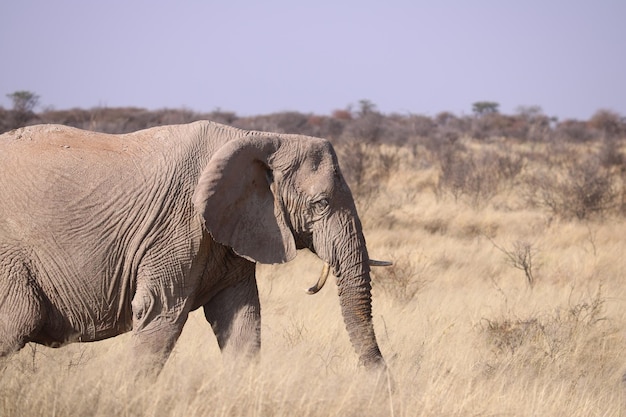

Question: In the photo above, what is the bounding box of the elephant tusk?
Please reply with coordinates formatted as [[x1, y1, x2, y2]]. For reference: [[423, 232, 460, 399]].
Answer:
[[369, 259, 393, 267], [306, 263, 331, 295], [306, 260, 391, 295]]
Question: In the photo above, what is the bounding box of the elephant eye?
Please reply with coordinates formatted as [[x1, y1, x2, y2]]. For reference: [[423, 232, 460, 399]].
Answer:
[[312, 198, 329, 215]]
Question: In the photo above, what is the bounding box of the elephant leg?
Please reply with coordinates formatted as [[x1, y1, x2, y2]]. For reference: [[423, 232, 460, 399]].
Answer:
[[203, 267, 261, 361], [0, 260, 45, 357], [130, 280, 190, 374]]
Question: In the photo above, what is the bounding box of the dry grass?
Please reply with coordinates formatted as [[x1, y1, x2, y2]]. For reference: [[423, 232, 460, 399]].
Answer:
[[2, 137, 626, 416]]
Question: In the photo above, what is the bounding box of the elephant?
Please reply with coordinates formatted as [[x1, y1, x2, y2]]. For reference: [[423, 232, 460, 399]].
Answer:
[[0, 121, 389, 373]]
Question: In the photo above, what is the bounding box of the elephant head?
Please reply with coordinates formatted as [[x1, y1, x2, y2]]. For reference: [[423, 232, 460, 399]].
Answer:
[[193, 134, 386, 369]]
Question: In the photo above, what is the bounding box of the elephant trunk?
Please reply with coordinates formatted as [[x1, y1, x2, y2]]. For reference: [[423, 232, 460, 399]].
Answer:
[[316, 211, 385, 369], [336, 260, 385, 369]]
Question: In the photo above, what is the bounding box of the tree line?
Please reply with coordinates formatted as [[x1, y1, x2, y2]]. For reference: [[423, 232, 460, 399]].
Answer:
[[2, 92, 624, 145]]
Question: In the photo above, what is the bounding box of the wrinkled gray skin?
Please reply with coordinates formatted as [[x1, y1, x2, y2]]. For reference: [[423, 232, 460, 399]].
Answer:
[[0, 121, 385, 372]]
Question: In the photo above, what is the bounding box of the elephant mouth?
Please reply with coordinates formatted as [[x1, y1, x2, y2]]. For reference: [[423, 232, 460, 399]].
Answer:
[[294, 231, 315, 252]]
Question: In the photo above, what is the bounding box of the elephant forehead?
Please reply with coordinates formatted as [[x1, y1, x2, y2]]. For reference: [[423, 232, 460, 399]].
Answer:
[[301, 139, 336, 169], [297, 156, 336, 195], [276, 138, 338, 196], [302, 149, 334, 171]]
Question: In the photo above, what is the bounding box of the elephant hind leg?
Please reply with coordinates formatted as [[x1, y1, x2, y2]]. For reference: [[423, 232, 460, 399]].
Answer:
[[0, 260, 46, 357]]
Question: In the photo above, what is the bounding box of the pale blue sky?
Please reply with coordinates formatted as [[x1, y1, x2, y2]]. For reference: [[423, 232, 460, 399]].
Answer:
[[1, 0, 625, 120]]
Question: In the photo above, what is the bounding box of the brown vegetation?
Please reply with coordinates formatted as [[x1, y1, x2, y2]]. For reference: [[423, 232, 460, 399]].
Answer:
[[1, 102, 626, 416]]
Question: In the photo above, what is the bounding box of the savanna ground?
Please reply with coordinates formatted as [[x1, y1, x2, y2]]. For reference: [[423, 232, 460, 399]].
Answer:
[[1, 104, 626, 416]]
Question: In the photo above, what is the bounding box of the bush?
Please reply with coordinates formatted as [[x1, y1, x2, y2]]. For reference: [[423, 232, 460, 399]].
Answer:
[[555, 119, 596, 142], [588, 109, 624, 139], [480, 288, 607, 373], [372, 253, 428, 303], [437, 145, 524, 208], [334, 142, 400, 213], [525, 156, 617, 220]]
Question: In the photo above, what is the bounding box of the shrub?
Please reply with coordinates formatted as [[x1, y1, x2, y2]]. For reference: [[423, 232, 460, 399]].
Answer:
[[372, 253, 428, 303], [480, 287, 607, 371], [331, 109, 353, 121], [588, 109, 624, 139], [598, 137, 626, 169], [488, 238, 539, 287], [335, 142, 399, 213], [555, 119, 596, 142], [437, 145, 524, 208], [343, 112, 384, 144], [525, 156, 617, 220]]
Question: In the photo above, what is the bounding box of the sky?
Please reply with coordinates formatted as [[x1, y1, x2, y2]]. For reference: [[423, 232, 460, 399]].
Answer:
[[1, 0, 625, 121]]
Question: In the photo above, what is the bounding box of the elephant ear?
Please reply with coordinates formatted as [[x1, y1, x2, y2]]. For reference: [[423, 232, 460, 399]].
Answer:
[[192, 136, 296, 264]]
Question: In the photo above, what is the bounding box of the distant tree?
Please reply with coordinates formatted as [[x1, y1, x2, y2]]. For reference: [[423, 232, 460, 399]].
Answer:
[[357, 99, 378, 117], [433, 111, 463, 144], [472, 101, 500, 116], [435, 111, 457, 127], [7, 90, 40, 113], [588, 109, 623, 139], [349, 100, 383, 143], [515, 105, 552, 141], [515, 105, 543, 119], [331, 109, 353, 121], [556, 119, 593, 142], [6, 90, 40, 128]]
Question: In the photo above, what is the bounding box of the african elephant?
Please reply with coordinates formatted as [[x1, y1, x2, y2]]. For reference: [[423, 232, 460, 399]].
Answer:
[[0, 121, 388, 372]]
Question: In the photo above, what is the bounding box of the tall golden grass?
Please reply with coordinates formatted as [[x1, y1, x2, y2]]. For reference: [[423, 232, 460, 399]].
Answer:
[[1, 136, 625, 416]]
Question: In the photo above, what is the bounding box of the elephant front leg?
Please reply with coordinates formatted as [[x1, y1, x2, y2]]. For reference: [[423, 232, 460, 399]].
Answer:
[[203, 271, 261, 362], [130, 283, 190, 375]]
